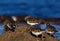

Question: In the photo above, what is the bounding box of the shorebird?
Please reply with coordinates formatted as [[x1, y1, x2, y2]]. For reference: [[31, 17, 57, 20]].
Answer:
[[46, 23, 58, 37], [4, 23, 16, 32], [25, 16, 39, 26], [30, 27, 45, 41]]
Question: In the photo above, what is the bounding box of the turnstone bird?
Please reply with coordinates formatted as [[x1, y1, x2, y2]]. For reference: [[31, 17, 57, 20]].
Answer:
[[30, 27, 45, 41], [46, 23, 58, 37], [25, 16, 39, 26], [4, 23, 16, 32]]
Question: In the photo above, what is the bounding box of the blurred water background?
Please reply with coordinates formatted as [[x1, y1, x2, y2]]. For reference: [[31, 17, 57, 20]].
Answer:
[[0, 0, 60, 18]]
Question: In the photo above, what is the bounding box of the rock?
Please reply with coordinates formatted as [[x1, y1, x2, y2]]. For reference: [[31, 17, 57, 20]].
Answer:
[[0, 24, 59, 41]]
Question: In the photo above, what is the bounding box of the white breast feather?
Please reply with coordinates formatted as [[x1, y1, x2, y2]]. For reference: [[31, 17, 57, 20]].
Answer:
[[32, 31, 43, 36], [27, 21, 38, 25], [46, 30, 54, 34]]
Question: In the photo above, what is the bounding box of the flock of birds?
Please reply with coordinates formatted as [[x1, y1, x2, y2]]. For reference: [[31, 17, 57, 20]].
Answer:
[[0, 16, 58, 41]]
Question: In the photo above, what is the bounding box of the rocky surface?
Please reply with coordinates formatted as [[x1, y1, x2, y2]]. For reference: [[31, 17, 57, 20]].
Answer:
[[0, 24, 59, 41]]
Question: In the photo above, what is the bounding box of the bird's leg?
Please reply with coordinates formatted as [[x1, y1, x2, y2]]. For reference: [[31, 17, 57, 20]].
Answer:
[[50, 34, 54, 37], [41, 32, 46, 41], [35, 35, 39, 41]]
